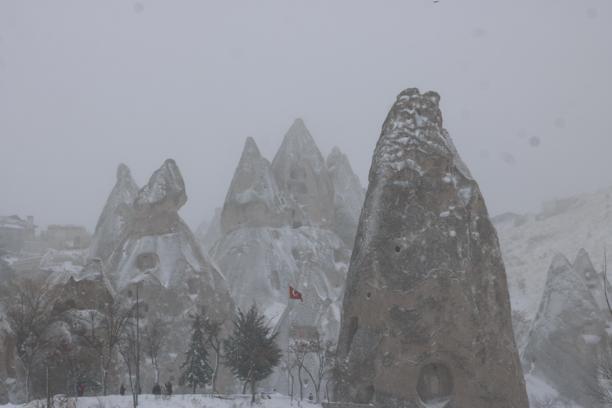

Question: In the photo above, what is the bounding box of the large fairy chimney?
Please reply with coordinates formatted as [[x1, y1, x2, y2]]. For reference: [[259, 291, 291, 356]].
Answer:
[[333, 88, 528, 408]]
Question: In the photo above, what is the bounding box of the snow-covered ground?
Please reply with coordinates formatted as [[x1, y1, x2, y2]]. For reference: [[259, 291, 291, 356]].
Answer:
[[4, 394, 321, 408]]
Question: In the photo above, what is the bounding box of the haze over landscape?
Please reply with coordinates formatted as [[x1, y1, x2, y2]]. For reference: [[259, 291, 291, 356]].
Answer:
[[3, 2, 612, 407], [1, 0, 611, 230]]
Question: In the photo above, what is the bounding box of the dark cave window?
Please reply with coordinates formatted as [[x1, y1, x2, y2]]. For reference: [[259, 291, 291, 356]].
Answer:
[[136, 252, 159, 271], [356, 385, 375, 404], [417, 363, 453, 404]]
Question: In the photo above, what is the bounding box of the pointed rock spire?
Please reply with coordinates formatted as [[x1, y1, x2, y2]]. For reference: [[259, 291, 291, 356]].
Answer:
[[103, 158, 233, 316], [134, 159, 187, 213], [335, 88, 527, 407], [573, 248, 607, 309], [221, 137, 288, 234], [90, 163, 139, 261], [272, 119, 335, 227], [523, 253, 606, 407], [327, 146, 365, 246]]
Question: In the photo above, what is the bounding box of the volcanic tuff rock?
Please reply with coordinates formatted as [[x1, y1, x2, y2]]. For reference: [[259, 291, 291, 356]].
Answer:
[[206, 123, 363, 394], [89, 163, 139, 261], [522, 252, 608, 407], [104, 159, 231, 312], [327, 147, 366, 247], [493, 187, 612, 350], [271, 119, 335, 228], [335, 88, 528, 407], [574, 248, 611, 313], [103, 159, 234, 389], [221, 137, 289, 234], [209, 133, 352, 335], [196, 207, 222, 255]]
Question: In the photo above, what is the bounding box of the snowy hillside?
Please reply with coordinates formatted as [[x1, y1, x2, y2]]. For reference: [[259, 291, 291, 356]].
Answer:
[[6, 394, 319, 408], [494, 186, 612, 349]]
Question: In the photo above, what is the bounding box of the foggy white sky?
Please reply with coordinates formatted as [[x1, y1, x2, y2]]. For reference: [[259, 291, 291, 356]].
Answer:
[[1, 0, 611, 232]]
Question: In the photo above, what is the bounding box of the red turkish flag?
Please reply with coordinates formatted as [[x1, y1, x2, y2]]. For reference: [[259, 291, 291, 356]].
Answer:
[[289, 286, 303, 302]]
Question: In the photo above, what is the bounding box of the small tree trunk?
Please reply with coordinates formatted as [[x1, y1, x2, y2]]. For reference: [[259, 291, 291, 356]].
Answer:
[[25, 366, 31, 402], [126, 358, 136, 408], [250, 380, 256, 404], [297, 366, 303, 401], [212, 350, 219, 393], [193, 383, 197, 394], [102, 368, 108, 396], [46, 366, 51, 408], [242, 381, 248, 394]]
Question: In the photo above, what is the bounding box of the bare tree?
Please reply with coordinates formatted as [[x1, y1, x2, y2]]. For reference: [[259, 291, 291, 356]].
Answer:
[[202, 313, 223, 394], [3, 278, 61, 402], [142, 317, 168, 385], [73, 298, 131, 395], [288, 340, 310, 401], [119, 323, 139, 408], [289, 338, 334, 403], [281, 352, 298, 402]]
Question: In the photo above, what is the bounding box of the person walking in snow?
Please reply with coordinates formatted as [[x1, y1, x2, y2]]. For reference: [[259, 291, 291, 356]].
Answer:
[[164, 381, 173, 397], [119, 384, 126, 396], [152, 383, 162, 397]]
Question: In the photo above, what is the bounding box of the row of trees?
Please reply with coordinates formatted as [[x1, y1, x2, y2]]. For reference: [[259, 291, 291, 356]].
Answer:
[[0, 277, 285, 405], [0, 277, 170, 405]]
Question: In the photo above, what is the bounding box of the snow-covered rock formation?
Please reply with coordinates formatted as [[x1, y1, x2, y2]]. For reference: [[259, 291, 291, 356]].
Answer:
[[271, 119, 336, 229], [208, 127, 356, 340], [221, 137, 289, 233], [522, 251, 609, 407], [334, 88, 528, 407], [203, 121, 365, 395], [89, 163, 139, 262], [327, 147, 366, 247], [105, 159, 233, 322], [196, 207, 222, 255], [494, 187, 612, 350], [79, 159, 235, 391]]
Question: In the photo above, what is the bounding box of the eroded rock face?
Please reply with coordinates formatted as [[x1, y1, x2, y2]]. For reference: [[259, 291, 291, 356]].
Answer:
[[104, 159, 234, 389], [208, 123, 363, 395], [221, 137, 289, 234], [105, 160, 231, 308], [89, 163, 139, 261], [211, 132, 353, 343], [327, 147, 366, 247], [335, 88, 528, 408], [272, 119, 335, 228], [523, 252, 608, 407], [196, 207, 222, 255]]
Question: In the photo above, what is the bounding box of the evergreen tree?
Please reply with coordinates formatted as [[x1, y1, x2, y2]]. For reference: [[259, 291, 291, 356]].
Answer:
[[179, 313, 213, 393], [224, 305, 282, 403]]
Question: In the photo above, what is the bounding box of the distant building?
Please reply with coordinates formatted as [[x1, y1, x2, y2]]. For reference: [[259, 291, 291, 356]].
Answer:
[[42, 224, 91, 250], [0, 215, 36, 253]]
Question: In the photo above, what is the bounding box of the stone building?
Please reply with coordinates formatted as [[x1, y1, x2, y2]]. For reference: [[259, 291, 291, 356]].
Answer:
[[42, 224, 91, 250], [0, 215, 36, 253]]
